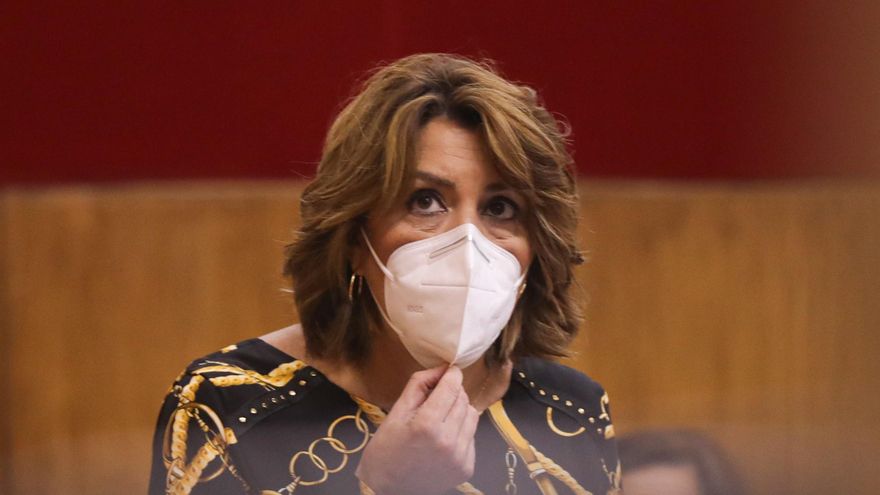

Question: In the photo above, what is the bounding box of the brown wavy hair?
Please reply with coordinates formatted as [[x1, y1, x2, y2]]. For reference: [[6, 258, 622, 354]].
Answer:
[[283, 53, 584, 366]]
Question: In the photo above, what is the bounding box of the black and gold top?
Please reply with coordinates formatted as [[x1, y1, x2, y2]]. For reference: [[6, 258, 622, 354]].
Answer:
[[149, 339, 621, 495]]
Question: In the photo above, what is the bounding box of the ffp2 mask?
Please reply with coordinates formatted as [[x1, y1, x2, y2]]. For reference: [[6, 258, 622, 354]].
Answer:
[[361, 223, 526, 368]]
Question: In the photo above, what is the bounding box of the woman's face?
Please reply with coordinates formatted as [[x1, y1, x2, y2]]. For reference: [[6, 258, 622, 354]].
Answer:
[[355, 117, 533, 313]]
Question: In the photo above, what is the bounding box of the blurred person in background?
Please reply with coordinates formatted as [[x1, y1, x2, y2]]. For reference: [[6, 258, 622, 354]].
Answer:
[[618, 429, 746, 495], [149, 53, 621, 495]]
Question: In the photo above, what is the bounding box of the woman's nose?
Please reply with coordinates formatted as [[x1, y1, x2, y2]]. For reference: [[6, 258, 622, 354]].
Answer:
[[448, 204, 491, 237]]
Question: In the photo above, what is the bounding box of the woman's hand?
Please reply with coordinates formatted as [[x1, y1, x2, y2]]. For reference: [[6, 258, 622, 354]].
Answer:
[[355, 365, 479, 495]]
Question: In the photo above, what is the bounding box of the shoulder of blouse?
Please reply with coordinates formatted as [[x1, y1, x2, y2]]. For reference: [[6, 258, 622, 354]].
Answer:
[[505, 357, 622, 493], [151, 339, 326, 495], [162, 338, 325, 439], [510, 356, 616, 441]]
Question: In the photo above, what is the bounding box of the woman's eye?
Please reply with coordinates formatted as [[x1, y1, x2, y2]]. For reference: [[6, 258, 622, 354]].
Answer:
[[484, 197, 518, 220], [408, 190, 446, 215]]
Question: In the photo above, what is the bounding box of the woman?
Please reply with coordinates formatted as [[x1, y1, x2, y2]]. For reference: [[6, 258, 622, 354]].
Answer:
[[149, 53, 621, 495]]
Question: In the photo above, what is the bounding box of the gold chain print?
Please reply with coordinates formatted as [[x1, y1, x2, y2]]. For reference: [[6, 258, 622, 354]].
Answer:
[[545, 407, 586, 438], [162, 359, 619, 495], [504, 448, 518, 495], [357, 395, 604, 495], [162, 375, 251, 495], [162, 359, 307, 495], [531, 447, 593, 495], [598, 393, 615, 440], [261, 408, 372, 494], [193, 360, 306, 389]]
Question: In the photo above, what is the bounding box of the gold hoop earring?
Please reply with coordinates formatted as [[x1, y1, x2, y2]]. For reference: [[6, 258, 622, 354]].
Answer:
[[517, 282, 527, 300], [348, 274, 363, 302]]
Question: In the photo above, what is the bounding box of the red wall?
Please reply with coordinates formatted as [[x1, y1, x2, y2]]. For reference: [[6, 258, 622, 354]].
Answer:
[[3, 1, 879, 185]]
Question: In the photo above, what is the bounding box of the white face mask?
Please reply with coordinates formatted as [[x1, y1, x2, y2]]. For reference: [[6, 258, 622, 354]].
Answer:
[[361, 223, 526, 368]]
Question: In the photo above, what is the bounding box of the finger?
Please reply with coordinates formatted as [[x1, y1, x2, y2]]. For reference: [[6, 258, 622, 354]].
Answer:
[[455, 405, 480, 455], [455, 412, 477, 473], [465, 435, 476, 474], [387, 365, 448, 420], [444, 388, 469, 426], [416, 366, 464, 423]]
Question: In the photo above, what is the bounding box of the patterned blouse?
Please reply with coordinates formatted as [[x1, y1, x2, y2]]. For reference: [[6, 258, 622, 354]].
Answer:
[[149, 338, 621, 495]]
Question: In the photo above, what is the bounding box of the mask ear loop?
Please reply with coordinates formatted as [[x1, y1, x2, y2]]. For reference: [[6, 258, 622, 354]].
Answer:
[[357, 227, 406, 340], [359, 228, 395, 280]]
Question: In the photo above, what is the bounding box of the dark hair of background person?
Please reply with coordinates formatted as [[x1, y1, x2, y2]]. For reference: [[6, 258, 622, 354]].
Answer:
[[618, 429, 747, 495]]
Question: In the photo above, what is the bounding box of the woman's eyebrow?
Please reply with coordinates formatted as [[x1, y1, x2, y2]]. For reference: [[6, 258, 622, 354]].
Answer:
[[413, 170, 456, 188]]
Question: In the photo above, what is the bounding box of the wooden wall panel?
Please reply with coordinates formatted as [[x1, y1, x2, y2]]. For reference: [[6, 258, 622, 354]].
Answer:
[[567, 182, 880, 494], [1, 181, 878, 494], [1, 193, 12, 493], [0, 183, 303, 494]]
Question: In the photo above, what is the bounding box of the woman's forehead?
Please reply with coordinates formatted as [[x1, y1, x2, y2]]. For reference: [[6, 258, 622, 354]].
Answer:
[[411, 119, 523, 185], [414, 119, 489, 166]]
